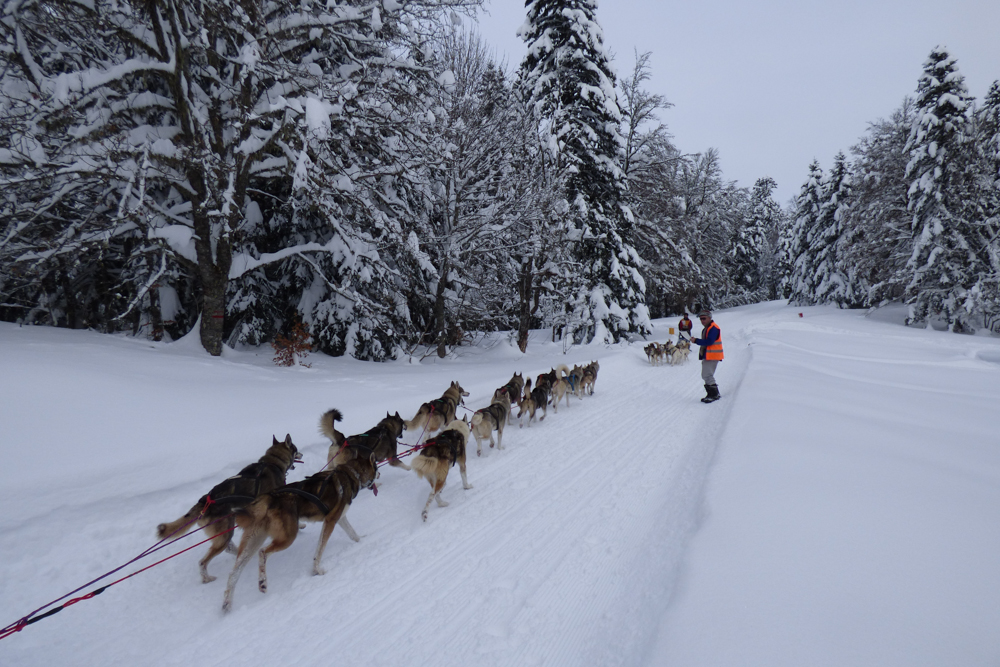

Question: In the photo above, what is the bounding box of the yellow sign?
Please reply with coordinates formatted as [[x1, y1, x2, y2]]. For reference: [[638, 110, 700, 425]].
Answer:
[[669, 327, 675, 334]]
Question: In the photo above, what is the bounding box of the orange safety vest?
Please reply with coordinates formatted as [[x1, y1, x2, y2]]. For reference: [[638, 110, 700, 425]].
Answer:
[[704, 322, 723, 361]]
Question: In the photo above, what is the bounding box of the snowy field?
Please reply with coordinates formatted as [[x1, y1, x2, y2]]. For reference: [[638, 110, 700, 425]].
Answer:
[[1, 301, 998, 666]]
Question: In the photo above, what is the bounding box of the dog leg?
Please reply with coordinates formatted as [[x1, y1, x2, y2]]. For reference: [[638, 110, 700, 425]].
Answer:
[[496, 424, 504, 450], [421, 479, 437, 522], [459, 460, 472, 490], [337, 514, 361, 543], [222, 528, 267, 613], [199, 517, 234, 584], [434, 479, 449, 507], [312, 519, 337, 576], [475, 434, 483, 457], [258, 515, 298, 593]]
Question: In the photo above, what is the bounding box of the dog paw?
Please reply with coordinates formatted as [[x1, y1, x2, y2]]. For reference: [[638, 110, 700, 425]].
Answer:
[[421, 511, 428, 522], [202, 574, 217, 584], [222, 600, 232, 613], [298, 522, 306, 530], [463, 483, 473, 490], [258, 581, 267, 594], [313, 566, 326, 576]]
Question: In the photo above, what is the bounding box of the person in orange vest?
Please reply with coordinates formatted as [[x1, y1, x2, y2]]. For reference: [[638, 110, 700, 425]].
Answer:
[[692, 309, 723, 403], [677, 312, 693, 340]]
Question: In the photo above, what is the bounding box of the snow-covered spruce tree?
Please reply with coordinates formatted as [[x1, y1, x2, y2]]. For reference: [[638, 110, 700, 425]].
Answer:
[[518, 0, 650, 343], [771, 206, 796, 300], [0, 0, 482, 358], [728, 176, 780, 301], [809, 153, 861, 307], [903, 46, 982, 331], [964, 81, 1000, 332], [787, 161, 825, 305], [843, 99, 916, 307]]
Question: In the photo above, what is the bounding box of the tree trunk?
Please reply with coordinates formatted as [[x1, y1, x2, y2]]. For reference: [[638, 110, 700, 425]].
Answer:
[[516, 256, 534, 353], [199, 265, 227, 356], [434, 260, 449, 359]]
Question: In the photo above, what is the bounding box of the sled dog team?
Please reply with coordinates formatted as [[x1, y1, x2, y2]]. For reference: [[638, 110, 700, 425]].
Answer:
[[644, 337, 691, 366], [156, 362, 600, 612]]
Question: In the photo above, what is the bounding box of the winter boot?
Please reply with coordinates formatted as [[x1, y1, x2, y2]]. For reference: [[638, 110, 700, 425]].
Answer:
[[701, 384, 721, 403], [700, 384, 712, 403]]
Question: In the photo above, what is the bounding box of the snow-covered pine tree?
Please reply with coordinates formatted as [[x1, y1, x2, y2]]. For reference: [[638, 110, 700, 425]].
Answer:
[[903, 46, 982, 331], [518, 0, 650, 343], [787, 161, 825, 305], [810, 153, 861, 307], [729, 176, 780, 301], [964, 81, 1000, 332], [844, 99, 916, 307]]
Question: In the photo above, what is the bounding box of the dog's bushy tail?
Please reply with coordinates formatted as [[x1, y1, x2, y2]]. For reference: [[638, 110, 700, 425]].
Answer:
[[156, 500, 204, 539], [471, 411, 484, 428], [411, 453, 435, 481], [319, 408, 344, 441]]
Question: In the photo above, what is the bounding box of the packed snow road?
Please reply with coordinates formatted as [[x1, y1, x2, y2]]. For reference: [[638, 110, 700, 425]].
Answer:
[[2, 301, 998, 666]]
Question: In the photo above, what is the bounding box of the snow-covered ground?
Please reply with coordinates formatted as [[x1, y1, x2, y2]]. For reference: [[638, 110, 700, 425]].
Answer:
[[1, 302, 998, 666]]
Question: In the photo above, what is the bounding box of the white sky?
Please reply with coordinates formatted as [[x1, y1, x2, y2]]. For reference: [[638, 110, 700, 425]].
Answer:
[[471, 0, 1000, 205]]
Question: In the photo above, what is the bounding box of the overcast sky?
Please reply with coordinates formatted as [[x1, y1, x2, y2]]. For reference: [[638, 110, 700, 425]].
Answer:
[[470, 0, 1000, 205]]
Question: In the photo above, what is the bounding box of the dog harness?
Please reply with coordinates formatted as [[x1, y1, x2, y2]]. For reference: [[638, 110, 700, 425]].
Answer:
[[205, 460, 287, 508], [280, 486, 332, 515]]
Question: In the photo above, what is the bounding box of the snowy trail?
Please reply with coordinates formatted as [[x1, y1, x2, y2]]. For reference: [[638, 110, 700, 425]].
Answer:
[[6, 302, 993, 666], [647, 304, 1000, 666], [0, 314, 749, 667]]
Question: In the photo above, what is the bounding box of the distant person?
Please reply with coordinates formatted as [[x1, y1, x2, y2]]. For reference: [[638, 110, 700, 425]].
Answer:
[[677, 312, 693, 340], [692, 309, 723, 403]]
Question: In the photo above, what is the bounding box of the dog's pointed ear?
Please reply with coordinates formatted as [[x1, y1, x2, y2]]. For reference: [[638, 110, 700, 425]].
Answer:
[[273, 435, 280, 445], [284, 434, 292, 445], [395, 411, 401, 419], [386, 411, 391, 418]]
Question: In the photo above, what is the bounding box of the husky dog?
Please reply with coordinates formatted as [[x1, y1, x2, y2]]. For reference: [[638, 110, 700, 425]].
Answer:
[[517, 378, 548, 427], [644, 342, 658, 365], [327, 411, 408, 470], [535, 368, 556, 393], [405, 382, 469, 443], [671, 338, 691, 365], [156, 435, 302, 584], [222, 453, 379, 612], [548, 365, 572, 412], [496, 372, 525, 404], [566, 364, 585, 399], [581, 361, 600, 395], [411, 418, 473, 521], [471, 391, 511, 455]]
